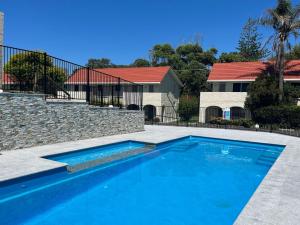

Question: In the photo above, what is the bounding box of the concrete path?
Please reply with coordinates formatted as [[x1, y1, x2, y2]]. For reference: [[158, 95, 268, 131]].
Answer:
[[0, 125, 300, 224]]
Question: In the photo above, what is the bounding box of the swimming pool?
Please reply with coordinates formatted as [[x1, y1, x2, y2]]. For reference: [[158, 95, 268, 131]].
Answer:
[[0, 136, 284, 225]]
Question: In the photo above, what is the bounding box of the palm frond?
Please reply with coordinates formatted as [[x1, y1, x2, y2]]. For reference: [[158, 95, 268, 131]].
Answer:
[[285, 40, 292, 51], [263, 35, 275, 49], [290, 20, 300, 30], [291, 30, 300, 39], [269, 10, 283, 23], [259, 10, 274, 26], [292, 4, 300, 18]]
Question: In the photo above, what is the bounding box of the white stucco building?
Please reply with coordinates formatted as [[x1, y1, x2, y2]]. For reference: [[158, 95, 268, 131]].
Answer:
[[66, 66, 183, 122], [199, 61, 300, 123]]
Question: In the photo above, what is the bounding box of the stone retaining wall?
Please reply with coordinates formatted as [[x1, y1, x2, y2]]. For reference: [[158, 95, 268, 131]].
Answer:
[[0, 93, 144, 151]]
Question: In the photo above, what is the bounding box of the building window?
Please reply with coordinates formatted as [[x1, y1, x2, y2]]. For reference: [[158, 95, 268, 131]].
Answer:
[[132, 85, 138, 92], [74, 85, 79, 92], [233, 83, 249, 92], [233, 83, 241, 92], [115, 84, 121, 91], [219, 83, 226, 92], [291, 83, 300, 88], [149, 85, 154, 92], [241, 83, 249, 92]]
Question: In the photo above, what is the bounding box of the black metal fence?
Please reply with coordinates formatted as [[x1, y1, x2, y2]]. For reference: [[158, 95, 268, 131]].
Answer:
[[0, 45, 143, 108], [145, 118, 300, 138], [142, 105, 179, 123]]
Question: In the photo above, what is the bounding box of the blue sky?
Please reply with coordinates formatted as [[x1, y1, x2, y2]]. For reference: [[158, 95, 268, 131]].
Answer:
[[1, 0, 298, 65]]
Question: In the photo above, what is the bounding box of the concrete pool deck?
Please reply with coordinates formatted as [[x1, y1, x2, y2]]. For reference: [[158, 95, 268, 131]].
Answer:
[[0, 125, 299, 224]]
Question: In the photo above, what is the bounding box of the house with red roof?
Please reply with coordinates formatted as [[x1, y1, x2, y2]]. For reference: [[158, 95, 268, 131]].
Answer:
[[65, 66, 183, 121], [199, 61, 300, 123]]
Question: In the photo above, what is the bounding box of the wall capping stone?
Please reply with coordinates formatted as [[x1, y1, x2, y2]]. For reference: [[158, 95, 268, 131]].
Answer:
[[46, 101, 88, 105], [0, 92, 46, 98]]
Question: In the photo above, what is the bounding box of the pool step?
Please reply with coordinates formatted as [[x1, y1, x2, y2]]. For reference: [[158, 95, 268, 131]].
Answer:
[[264, 149, 282, 155], [256, 154, 278, 167], [67, 144, 156, 173], [260, 154, 278, 159], [171, 142, 199, 152]]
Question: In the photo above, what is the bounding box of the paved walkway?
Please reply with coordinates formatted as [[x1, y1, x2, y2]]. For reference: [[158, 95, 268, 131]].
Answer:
[[0, 125, 300, 225]]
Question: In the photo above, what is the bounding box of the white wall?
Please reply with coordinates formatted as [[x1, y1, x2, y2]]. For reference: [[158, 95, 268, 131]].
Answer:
[[199, 92, 248, 123], [143, 92, 162, 107], [200, 92, 247, 108]]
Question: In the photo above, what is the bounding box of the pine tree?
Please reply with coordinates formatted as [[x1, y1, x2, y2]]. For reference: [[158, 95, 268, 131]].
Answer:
[[237, 19, 269, 61]]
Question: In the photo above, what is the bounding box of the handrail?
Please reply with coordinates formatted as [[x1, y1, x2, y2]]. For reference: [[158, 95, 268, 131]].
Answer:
[[166, 93, 179, 119], [46, 75, 71, 99], [0, 44, 142, 86]]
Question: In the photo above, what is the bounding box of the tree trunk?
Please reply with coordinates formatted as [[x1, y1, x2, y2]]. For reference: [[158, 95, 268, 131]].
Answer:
[[277, 38, 285, 102]]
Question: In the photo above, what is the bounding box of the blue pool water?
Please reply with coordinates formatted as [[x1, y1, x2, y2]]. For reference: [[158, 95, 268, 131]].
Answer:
[[45, 141, 145, 166], [0, 136, 284, 225]]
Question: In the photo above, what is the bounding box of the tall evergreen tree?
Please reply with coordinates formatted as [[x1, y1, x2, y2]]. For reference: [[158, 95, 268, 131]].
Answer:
[[237, 18, 269, 61], [260, 0, 300, 101], [86, 58, 115, 69], [149, 43, 217, 95], [131, 58, 150, 67], [218, 52, 246, 63]]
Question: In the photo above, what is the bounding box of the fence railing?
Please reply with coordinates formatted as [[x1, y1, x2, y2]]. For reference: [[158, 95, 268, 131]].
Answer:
[[142, 105, 179, 123], [145, 116, 300, 138], [0, 45, 143, 109]]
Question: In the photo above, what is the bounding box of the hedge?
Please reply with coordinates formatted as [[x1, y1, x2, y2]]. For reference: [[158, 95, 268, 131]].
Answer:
[[178, 96, 199, 121], [253, 105, 300, 128], [209, 118, 254, 128]]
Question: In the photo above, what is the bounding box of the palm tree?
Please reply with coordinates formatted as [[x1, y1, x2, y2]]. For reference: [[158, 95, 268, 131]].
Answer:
[[260, 0, 300, 101]]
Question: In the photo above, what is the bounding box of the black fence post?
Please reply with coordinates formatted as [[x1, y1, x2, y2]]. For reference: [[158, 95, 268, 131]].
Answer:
[[86, 67, 90, 103], [140, 85, 143, 111], [43, 52, 47, 95], [111, 85, 114, 106], [100, 86, 104, 106], [117, 77, 121, 108]]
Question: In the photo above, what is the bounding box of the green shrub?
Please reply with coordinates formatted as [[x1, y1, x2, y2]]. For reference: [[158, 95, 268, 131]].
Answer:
[[178, 96, 199, 121], [253, 105, 300, 128], [245, 67, 300, 113], [245, 73, 280, 112], [210, 118, 254, 128]]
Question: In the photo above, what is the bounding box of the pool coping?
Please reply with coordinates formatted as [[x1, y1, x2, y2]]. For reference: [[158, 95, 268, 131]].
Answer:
[[0, 125, 300, 224]]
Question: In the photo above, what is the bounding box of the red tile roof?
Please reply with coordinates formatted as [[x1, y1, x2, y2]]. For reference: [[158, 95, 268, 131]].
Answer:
[[95, 67, 171, 83], [3, 66, 174, 85], [66, 66, 171, 84], [208, 60, 300, 82]]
